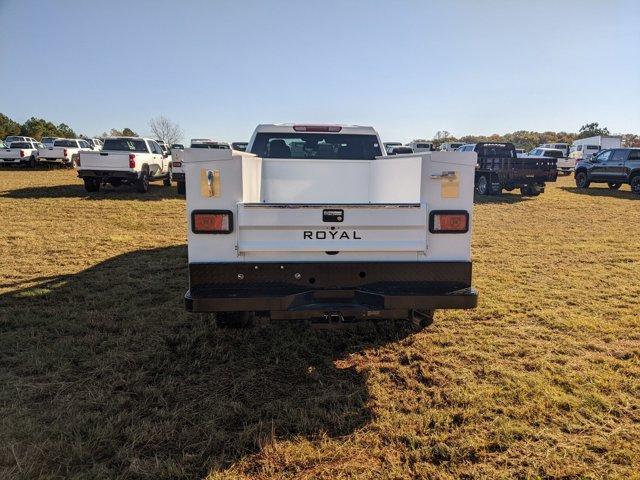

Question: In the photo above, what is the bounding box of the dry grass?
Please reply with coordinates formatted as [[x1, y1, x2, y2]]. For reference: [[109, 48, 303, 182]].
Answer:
[[0, 168, 639, 479]]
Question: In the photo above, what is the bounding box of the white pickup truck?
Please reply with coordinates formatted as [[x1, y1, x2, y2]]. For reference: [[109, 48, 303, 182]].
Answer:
[[180, 123, 478, 327], [0, 140, 43, 167], [77, 137, 171, 193], [37, 138, 92, 166]]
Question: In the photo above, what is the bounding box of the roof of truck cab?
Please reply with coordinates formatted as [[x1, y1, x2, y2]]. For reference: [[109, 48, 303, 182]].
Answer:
[[106, 136, 153, 141], [254, 124, 378, 135]]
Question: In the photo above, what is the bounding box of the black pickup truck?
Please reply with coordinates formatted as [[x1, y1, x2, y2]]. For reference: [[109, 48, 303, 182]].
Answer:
[[458, 142, 558, 196], [574, 148, 640, 194]]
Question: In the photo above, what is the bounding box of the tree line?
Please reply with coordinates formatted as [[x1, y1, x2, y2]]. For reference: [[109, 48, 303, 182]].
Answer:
[[432, 123, 640, 151], [0, 113, 183, 147], [2, 113, 638, 151]]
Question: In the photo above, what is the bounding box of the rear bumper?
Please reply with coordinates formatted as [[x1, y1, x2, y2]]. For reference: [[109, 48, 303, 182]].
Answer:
[[185, 261, 477, 313], [78, 170, 138, 181], [38, 157, 70, 162], [171, 172, 185, 182]]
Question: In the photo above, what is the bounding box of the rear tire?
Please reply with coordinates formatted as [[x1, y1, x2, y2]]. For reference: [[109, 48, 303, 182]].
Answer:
[[630, 175, 640, 195], [607, 182, 622, 190], [163, 175, 171, 187], [136, 169, 150, 193], [476, 174, 490, 195], [215, 311, 254, 329], [575, 171, 590, 189], [83, 178, 100, 193], [177, 180, 186, 195], [29, 156, 37, 168]]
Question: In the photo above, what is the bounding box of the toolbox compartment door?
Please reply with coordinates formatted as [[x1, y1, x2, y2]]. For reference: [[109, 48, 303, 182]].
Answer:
[[237, 203, 427, 253]]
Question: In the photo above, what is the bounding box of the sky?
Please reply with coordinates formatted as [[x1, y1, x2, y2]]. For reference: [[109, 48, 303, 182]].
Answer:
[[1, 0, 639, 143]]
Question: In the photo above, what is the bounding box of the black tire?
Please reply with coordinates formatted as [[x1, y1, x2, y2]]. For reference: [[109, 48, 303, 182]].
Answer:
[[607, 182, 622, 190], [410, 309, 434, 328], [215, 311, 254, 329], [177, 180, 186, 195], [520, 185, 531, 196], [575, 171, 590, 189], [109, 179, 122, 188], [29, 156, 37, 168], [476, 174, 490, 195], [163, 175, 171, 187], [136, 169, 150, 193], [83, 178, 99, 193], [630, 175, 640, 195]]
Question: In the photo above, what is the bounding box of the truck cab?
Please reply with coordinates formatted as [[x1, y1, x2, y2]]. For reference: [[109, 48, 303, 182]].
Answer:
[[406, 139, 434, 152], [231, 142, 248, 151], [180, 123, 478, 327], [440, 142, 464, 152]]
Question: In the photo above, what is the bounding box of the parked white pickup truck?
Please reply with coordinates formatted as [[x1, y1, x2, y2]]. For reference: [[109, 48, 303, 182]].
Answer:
[[77, 137, 171, 193], [0, 140, 43, 167], [37, 138, 92, 166], [180, 123, 478, 327]]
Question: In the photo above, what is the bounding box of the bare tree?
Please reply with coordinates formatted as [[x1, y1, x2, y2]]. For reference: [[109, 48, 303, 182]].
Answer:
[[149, 116, 183, 146]]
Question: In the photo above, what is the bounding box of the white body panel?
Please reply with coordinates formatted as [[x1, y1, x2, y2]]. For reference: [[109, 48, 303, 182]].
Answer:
[[183, 129, 476, 265], [572, 135, 622, 149]]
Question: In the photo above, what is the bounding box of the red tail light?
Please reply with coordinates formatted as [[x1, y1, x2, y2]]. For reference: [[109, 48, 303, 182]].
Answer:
[[191, 210, 233, 234], [129, 154, 136, 168], [19, 149, 25, 157], [293, 125, 342, 133], [429, 211, 469, 234], [63, 148, 68, 157]]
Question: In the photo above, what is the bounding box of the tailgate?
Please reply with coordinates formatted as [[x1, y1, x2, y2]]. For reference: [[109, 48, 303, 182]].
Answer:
[[80, 151, 130, 170], [39, 147, 64, 158], [237, 203, 427, 253]]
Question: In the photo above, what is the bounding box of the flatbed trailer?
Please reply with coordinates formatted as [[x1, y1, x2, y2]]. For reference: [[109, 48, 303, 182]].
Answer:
[[467, 142, 557, 196]]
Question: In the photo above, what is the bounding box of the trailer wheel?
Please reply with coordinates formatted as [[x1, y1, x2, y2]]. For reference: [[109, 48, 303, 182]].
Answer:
[[177, 180, 186, 195], [575, 171, 590, 189], [216, 311, 254, 329], [607, 182, 622, 190], [83, 178, 100, 193], [410, 309, 434, 328], [476, 174, 490, 195], [136, 169, 150, 193]]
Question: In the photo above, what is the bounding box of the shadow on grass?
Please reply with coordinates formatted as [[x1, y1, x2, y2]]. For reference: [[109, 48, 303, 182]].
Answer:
[[0, 246, 419, 478], [560, 186, 639, 200], [0, 182, 180, 201], [473, 192, 531, 204]]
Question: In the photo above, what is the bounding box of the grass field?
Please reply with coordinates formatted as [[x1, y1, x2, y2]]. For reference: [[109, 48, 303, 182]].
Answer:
[[1, 168, 639, 479]]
